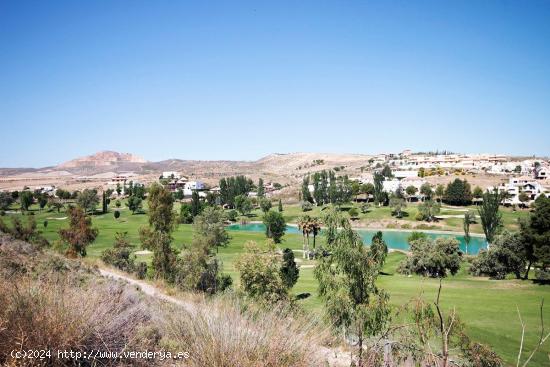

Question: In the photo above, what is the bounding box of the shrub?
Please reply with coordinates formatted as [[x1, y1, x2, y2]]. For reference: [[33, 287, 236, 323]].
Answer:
[[398, 237, 462, 277], [226, 209, 238, 222], [43, 220, 48, 228], [360, 202, 370, 213], [0, 216, 49, 247], [534, 269, 550, 281], [174, 238, 232, 294], [179, 203, 193, 224], [101, 232, 135, 272], [114, 210, 120, 219], [348, 207, 359, 219], [236, 241, 288, 303], [159, 295, 330, 367], [135, 261, 148, 279], [280, 248, 299, 289], [469, 232, 525, 280], [301, 201, 313, 212], [0, 274, 150, 366]]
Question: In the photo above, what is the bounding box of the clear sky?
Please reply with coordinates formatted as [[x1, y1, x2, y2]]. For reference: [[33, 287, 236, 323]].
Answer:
[[1, 0, 549, 167]]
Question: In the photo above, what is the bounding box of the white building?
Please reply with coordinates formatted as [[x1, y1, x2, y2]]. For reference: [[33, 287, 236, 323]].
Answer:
[[183, 181, 205, 196], [393, 170, 419, 179], [382, 180, 401, 193], [488, 176, 547, 206]]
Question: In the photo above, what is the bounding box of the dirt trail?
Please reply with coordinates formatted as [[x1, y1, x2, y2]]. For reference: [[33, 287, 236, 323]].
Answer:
[[99, 268, 196, 314], [98, 267, 350, 366]]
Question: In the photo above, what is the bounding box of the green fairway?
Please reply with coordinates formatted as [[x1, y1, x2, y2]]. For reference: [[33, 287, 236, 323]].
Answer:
[[2, 202, 548, 366], [245, 201, 529, 234]]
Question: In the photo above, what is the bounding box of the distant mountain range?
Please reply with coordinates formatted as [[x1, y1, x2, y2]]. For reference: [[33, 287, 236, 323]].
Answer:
[[56, 151, 147, 169], [0, 150, 373, 184]]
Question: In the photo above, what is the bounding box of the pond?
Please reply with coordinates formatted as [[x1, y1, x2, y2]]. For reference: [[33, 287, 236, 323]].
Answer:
[[226, 223, 487, 254]]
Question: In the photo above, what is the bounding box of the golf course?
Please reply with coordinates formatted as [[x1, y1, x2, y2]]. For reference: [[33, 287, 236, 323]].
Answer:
[[3, 198, 548, 366]]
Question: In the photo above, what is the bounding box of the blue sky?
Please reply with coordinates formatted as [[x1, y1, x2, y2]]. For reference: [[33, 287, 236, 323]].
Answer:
[[1, 0, 549, 167]]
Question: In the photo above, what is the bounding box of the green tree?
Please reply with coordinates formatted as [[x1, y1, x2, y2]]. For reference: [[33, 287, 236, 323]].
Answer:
[[139, 183, 177, 282], [114, 210, 120, 219], [417, 199, 441, 222], [443, 179, 472, 206], [47, 198, 64, 213], [278, 198, 283, 212], [381, 164, 393, 178], [463, 211, 476, 255], [473, 186, 484, 199], [179, 203, 193, 224], [193, 206, 230, 253], [405, 185, 418, 201], [235, 241, 288, 302], [190, 190, 203, 217], [126, 196, 143, 214], [102, 191, 108, 213], [351, 180, 362, 201], [19, 191, 33, 212], [174, 189, 184, 200], [37, 194, 48, 211], [520, 195, 550, 280], [314, 208, 390, 365], [435, 184, 445, 202], [234, 194, 252, 216], [470, 231, 526, 279], [59, 206, 98, 257], [478, 190, 502, 245], [259, 197, 272, 213], [389, 196, 407, 218], [257, 178, 265, 198], [370, 231, 388, 266], [420, 182, 433, 200], [361, 182, 375, 202], [147, 183, 175, 233], [297, 215, 313, 258], [225, 209, 238, 222], [398, 237, 462, 277], [301, 176, 314, 203], [280, 248, 299, 289], [348, 207, 359, 219], [373, 171, 385, 206], [101, 231, 135, 272], [0, 191, 14, 212], [263, 210, 286, 243], [76, 189, 100, 215], [142, 184, 178, 280], [310, 216, 322, 251], [140, 227, 177, 282]]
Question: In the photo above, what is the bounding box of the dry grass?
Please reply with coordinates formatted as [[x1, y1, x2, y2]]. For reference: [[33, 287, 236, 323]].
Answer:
[[0, 274, 152, 366], [157, 295, 332, 367], [0, 235, 337, 366]]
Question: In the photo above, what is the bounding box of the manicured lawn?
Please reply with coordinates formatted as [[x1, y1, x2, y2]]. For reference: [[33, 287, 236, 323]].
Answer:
[[245, 202, 529, 234], [2, 202, 548, 366]]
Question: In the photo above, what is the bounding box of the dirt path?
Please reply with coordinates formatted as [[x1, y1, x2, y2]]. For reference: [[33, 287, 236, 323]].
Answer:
[[98, 267, 350, 366], [98, 268, 196, 314]]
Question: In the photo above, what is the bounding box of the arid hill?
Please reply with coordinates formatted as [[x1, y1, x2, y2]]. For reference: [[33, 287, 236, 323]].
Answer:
[[0, 150, 510, 192]]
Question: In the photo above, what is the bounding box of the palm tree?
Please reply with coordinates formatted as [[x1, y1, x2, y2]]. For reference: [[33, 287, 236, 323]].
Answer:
[[463, 211, 475, 255], [310, 217, 322, 252], [297, 215, 312, 259]]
